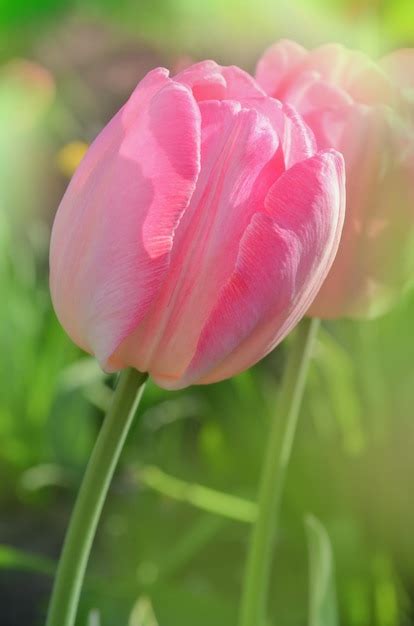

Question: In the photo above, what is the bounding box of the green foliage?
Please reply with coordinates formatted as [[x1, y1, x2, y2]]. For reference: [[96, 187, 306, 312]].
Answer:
[[0, 544, 55, 576], [305, 515, 338, 626]]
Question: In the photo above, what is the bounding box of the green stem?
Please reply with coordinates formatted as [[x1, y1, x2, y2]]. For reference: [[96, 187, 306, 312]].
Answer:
[[239, 318, 320, 626], [46, 368, 148, 626]]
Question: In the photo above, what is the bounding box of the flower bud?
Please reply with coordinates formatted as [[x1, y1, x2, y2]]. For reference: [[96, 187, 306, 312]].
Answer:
[[50, 61, 344, 388]]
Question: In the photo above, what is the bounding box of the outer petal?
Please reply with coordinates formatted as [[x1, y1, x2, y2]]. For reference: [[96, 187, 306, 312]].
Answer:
[[259, 42, 394, 106], [50, 69, 201, 367], [280, 103, 316, 166], [309, 106, 414, 318], [178, 150, 345, 388], [299, 44, 394, 105], [113, 99, 283, 384], [298, 44, 360, 89], [175, 60, 266, 101], [255, 39, 307, 97], [283, 71, 353, 115], [249, 98, 317, 168], [381, 49, 414, 89], [346, 61, 394, 106]]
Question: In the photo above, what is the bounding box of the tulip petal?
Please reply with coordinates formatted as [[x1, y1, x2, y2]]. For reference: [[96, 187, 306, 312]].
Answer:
[[300, 44, 393, 106], [50, 70, 201, 367], [381, 49, 414, 89], [256, 39, 307, 97], [280, 103, 317, 167], [243, 99, 317, 167], [114, 99, 284, 383], [181, 150, 345, 387], [176, 60, 266, 101], [309, 106, 414, 318], [284, 71, 353, 115]]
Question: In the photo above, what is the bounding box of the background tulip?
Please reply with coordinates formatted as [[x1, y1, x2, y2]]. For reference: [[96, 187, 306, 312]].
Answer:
[[256, 40, 414, 319], [50, 61, 345, 389]]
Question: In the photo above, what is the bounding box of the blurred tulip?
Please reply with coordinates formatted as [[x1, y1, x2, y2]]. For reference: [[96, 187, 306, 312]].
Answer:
[[256, 40, 414, 318], [50, 61, 345, 389]]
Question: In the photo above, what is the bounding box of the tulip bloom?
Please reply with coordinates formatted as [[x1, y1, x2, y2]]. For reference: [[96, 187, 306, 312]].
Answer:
[[50, 61, 345, 389], [257, 41, 414, 318]]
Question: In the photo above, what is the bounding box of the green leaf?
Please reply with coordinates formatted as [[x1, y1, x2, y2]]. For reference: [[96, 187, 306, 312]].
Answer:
[[0, 543, 55, 576], [138, 465, 257, 523], [305, 515, 339, 626]]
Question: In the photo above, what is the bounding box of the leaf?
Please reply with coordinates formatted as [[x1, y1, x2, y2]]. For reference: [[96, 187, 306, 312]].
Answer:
[[305, 515, 339, 626], [0, 544, 55, 576], [129, 596, 159, 626], [138, 465, 257, 523]]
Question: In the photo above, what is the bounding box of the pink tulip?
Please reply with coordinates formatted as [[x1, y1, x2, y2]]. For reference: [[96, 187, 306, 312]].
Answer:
[[50, 61, 345, 389], [257, 41, 414, 318]]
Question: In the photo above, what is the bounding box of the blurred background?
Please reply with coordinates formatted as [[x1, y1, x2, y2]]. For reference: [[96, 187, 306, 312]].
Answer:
[[1, 0, 414, 624]]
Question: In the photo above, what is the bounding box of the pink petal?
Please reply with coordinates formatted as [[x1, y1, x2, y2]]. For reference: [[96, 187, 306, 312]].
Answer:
[[309, 105, 414, 318], [381, 49, 414, 90], [346, 60, 394, 106], [113, 100, 284, 386], [301, 44, 394, 105], [279, 103, 316, 167], [299, 44, 351, 85], [175, 60, 266, 102], [283, 71, 353, 115], [50, 70, 201, 368], [256, 39, 307, 97], [179, 150, 345, 387], [239, 98, 317, 168]]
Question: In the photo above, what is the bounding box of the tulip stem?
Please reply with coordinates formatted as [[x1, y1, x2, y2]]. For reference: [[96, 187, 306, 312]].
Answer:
[[239, 317, 320, 626], [46, 368, 148, 626]]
